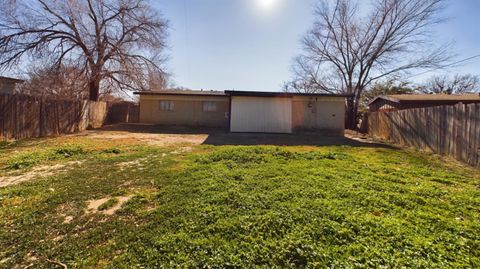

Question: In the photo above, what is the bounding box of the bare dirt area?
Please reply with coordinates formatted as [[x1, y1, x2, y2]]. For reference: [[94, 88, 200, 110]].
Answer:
[[78, 124, 393, 148], [86, 195, 133, 215], [0, 161, 84, 188], [77, 124, 210, 146]]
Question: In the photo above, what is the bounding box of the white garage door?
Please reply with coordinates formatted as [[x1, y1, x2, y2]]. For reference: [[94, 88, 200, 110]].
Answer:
[[230, 96, 292, 133]]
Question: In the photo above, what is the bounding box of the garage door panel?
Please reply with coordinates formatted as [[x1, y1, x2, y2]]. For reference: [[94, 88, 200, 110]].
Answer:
[[230, 97, 292, 133]]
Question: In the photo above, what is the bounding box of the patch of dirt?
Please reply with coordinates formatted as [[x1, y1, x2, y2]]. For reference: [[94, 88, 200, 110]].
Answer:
[[117, 158, 149, 170], [344, 130, 381, 144], [171, 146, 193, 154], [63, 216, 74, 224], [0, 258, 10, 265], [75, 124, 397, 148], [0, 161, 84, 188], [83, 128, 208, 147], [86, 195, 133, 215]]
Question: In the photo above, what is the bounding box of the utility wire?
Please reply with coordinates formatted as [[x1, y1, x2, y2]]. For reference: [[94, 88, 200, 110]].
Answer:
[[183, 0, 191, 82], [406, 54, 480, 79]]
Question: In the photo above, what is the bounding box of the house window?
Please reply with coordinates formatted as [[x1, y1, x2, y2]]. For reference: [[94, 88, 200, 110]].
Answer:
[[159, 100, 174, 111], [202, 101, 217, 112]]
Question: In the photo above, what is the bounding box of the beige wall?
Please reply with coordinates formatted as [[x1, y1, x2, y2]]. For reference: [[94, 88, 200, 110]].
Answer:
[[139, 94, 346, 134], [139, 95, 230, 128], [292, 96, 346, 134]]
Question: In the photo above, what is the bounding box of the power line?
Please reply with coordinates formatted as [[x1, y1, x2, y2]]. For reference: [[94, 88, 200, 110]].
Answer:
[[406, 54, 480, 79], [183, 0, 191, 81]]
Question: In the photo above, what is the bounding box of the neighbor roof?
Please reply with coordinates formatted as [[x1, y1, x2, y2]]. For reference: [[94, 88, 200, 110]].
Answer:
[[0, 76, 24, 83], [368, 94, 480, 105], [134, 89, 227, 97]]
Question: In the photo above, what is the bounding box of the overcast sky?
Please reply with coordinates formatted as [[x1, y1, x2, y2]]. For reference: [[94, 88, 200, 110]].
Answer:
[[152, 0, 480, 91]]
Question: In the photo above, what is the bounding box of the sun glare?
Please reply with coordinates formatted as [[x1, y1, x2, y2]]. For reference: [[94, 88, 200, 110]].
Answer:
[[257, 0, 278, 11]]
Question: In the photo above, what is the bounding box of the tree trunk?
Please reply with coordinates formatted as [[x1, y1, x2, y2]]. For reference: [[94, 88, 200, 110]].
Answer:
[[88, 78, 100, 101], [346, 96, 357, 130]]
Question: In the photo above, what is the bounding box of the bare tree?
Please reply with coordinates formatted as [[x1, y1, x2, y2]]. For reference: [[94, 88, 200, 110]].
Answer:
[[419, 74, 480, 94], [286, 0, 449, 128], [18, 64, 89, 99], [0, 0, 168, 101]]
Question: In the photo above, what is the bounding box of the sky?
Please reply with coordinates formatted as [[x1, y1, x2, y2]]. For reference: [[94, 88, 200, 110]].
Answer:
[[152, 0, 480, 92]]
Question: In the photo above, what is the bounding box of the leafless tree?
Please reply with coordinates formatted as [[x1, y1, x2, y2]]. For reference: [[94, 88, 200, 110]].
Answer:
[[419, 74, 480, 94], [0, 0, 168, 101], [18, 64, 89, 99], [286, 0, 450, 128]]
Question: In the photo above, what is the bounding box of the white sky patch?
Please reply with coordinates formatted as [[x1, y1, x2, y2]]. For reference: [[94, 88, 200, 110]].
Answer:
[[258, 0, 277, 11], [253, 0, 285, 15]]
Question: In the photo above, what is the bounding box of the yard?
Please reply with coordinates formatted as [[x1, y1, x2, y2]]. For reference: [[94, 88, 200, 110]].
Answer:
[[0, 125, 479, 268]]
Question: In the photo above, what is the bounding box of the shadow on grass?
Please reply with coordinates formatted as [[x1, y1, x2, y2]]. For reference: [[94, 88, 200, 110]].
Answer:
[[98, 124, 397, 148]]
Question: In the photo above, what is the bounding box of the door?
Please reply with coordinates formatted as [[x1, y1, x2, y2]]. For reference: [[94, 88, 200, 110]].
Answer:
[[230, 96, 292, 133]]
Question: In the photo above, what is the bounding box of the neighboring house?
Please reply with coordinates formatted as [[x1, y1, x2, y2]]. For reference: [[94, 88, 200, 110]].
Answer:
[[368, 94, 480, 112], [134, 90, 352, 134], [0, 76, 24, 94]]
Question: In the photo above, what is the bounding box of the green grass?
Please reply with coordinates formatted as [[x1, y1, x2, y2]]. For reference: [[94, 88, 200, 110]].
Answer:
[[0, 135, 479, 268]]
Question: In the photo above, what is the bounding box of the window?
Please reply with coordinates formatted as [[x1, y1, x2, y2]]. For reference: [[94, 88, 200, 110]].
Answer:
[[202, 101, 217, 112], [159, 100, 174, 111]]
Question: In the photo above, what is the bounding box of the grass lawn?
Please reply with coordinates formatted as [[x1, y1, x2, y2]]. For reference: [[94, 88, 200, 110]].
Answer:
[[0, 132, 479, 268]]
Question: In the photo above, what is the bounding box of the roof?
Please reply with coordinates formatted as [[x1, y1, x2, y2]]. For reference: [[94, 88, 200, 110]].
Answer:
[[0, 76, 24, 83], [368, 94, 480, 106], [134, 90, 227, 97], [225, 90, 354, 98], [135, 90, 354, 98]]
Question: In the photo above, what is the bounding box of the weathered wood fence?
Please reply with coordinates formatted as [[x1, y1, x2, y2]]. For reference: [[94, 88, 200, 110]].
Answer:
[[368, 103, 480, 167], [0, 94, 107, 140], [105, 101, 139, 125]]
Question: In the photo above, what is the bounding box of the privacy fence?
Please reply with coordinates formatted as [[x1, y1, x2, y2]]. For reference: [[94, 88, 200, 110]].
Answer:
[[0, 94, 139, 141], [0, 94, 107, 140], [368, 103, 480, 167], [105, 101, 139, 125]]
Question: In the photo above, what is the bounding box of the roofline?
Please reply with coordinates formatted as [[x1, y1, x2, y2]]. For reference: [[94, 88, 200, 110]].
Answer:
[[368, 95, 480, 106], [224, 90, 354, 98], [0, 76, 24, 83], [367, 96, 400, 106], [134, 90, 354, 98], [133, 91, 227, 97]]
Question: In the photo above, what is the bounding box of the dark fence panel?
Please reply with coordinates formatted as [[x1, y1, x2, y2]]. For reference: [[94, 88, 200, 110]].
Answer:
[[368, 103, 480, 167], [105, 102, 139, 124]]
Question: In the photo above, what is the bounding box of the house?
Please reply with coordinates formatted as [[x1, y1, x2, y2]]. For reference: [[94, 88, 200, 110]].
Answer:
[[134, 90, 353, 134], [368, 94, 480, 112], [0, 76, 24, 94]]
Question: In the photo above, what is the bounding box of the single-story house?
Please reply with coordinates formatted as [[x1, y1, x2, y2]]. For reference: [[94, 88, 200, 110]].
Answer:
[[0, 76, 24, 94], [368, 94, 480, 112], [134, 90, 353, 134]]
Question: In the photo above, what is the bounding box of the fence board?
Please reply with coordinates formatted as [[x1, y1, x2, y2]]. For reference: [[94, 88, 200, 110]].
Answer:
[[0, 93, 107, 141], [369, 103, 480, 167]]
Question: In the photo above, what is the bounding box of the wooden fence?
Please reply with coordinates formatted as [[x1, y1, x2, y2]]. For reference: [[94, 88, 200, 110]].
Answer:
[[105, 101, 139, 125], [368, 103, 480, 167], [0, 94, 107, 140]]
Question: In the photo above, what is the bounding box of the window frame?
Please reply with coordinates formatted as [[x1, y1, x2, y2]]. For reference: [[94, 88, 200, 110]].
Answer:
[[202, 101, 218, 112], [159, 100, 174, 111]]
